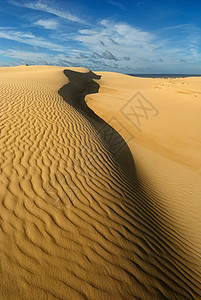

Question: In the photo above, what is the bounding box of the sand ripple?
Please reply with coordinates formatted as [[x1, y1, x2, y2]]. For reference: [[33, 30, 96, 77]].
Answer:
[[0, 66, 200, 299]]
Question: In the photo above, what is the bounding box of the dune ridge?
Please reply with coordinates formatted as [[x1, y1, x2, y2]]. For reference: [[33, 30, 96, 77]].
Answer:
[[0, 65, 200, 299], [87, 72, 201, 252]]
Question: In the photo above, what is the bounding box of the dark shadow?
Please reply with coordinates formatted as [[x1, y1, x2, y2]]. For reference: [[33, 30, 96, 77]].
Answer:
[[58, 69, 136, 181], [58, 71, 200, 288]]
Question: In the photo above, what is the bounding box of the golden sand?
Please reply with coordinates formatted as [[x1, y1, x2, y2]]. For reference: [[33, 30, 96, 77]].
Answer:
[[0, 65, 200, 299]]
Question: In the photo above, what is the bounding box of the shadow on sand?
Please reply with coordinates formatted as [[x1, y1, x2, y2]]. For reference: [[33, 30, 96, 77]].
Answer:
[[58, 69, 136, 181]]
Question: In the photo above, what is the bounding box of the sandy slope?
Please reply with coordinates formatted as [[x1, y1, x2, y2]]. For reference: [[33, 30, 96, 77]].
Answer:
[[87, 72, 201, 252], [0, 65, 200, 299]]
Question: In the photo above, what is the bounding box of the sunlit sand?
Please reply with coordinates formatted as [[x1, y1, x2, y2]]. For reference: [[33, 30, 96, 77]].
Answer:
[[0, 65, 200, 299]]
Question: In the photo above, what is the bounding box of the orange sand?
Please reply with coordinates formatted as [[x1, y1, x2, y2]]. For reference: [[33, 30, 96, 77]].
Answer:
[[0, 65, 200, 299]]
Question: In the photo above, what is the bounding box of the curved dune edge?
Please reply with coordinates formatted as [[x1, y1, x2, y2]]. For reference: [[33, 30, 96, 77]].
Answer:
[[86, 71, 201, 253], [0, 65, 200, 299]]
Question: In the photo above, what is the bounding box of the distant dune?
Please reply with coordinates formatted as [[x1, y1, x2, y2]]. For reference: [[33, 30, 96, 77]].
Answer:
[[0, 65, 200, 299]]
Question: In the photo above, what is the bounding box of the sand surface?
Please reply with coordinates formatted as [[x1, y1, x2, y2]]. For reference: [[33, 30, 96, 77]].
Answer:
[[0, 65, 200, 299]]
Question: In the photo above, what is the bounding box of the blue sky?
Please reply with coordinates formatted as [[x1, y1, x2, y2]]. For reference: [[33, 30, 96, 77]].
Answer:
[[0, 0, 201, 73]]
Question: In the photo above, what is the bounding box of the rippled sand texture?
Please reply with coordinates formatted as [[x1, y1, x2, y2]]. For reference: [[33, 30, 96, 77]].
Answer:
[[0, 66, 200, 299], [87, 72, 201, 253]]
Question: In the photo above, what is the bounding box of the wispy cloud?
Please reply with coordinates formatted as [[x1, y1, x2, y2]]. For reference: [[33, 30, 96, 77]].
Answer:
[[34, 19, 59, 30], [71, 19, 201, 71], [0, 26, 14, 30], [0, 27, 64, 51], [2, 1, 201, 72], [107, 0, 124, 10], [1, 48, 121, 70], [5, 49, 52, 60], [33, 46, 39, 51], [76, 19, 156, 59], [158, 23, 201, 61], [161, 24, 194, 31], [102, 50, 118, 60], [136, 1, 144, 8], [10, 0, 85, 24], [76, 50, 118, 61]]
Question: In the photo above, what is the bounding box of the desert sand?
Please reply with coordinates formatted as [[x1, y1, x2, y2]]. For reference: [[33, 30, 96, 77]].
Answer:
[[0, 65, 200, 299]]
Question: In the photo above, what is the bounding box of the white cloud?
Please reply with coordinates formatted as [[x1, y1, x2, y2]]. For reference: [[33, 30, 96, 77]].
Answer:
[[76, 50, 118, 61], [0, 26, 14, 30], [75, 19, 157, 64], [1, 49, 117, 70], [2, 50, 72, 66], [77, 19, 155, 50], [73, 19, 201, 71], [5, 49, 51, 60], [2, 1, 201, 73], [107, 0, 124, 10], [136, 1, 144, 8], [0, 27, 64, 51], [34, 19, 59, 30], [160, 24, 194, 31], [10, 0, 85, 24]]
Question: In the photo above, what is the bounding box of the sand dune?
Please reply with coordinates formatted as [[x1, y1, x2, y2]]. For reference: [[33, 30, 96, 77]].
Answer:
[[0, 65, 200, 299], [87, 72, 201, 251]]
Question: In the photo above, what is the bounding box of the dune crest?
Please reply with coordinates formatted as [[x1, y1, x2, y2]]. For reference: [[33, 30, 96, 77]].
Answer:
[[0, 66, 200, 299]]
